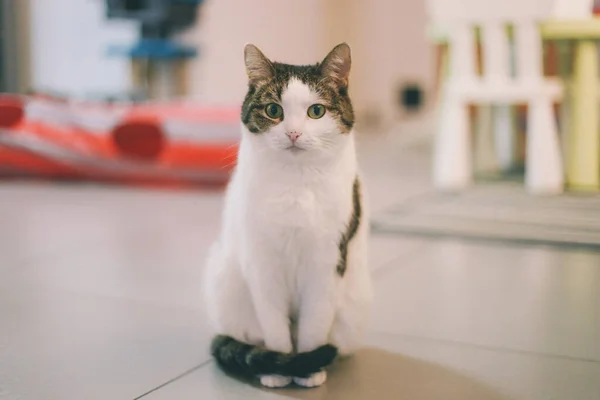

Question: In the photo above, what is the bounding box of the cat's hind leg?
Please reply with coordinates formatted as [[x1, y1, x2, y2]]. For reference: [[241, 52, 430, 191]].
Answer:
[[329, 237, 373, 356], [330, 296, 370, 355]]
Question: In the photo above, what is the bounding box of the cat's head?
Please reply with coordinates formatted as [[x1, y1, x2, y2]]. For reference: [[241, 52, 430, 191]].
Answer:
[[241, 43, 354, 160]]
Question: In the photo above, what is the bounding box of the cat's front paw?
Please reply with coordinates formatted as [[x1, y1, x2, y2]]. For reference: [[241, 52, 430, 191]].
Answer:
[[260, 374, 292, 388], [293, 370, 327, 388]]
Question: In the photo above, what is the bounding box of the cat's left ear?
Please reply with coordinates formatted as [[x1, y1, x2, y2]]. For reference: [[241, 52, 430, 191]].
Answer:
[[320, 43, 351, 85]]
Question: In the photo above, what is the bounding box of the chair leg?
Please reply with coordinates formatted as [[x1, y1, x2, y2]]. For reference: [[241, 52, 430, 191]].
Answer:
[[493, 105, 519, 172], [433, 96, 472, 190], [568, 39, 600, 190], [526, 98, 564, 194], [474, 104, 499, 174]]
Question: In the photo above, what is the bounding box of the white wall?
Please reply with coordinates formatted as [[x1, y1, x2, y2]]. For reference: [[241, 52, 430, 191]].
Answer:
[[29, 0, 137, 97], [182, 0, 327, 104], [184, 0, 433, 124], [357, 0, 433, 121], [325, 0, 433, 124]]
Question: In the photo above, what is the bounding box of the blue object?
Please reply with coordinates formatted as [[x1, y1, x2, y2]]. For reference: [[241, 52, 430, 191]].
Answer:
[[167, 0, 203, 3], [106, 0, 203, 36], [108, 39, 197, 60]]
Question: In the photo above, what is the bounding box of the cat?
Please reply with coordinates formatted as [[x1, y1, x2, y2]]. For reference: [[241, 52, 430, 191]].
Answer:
[[204, 42, 372, 389]]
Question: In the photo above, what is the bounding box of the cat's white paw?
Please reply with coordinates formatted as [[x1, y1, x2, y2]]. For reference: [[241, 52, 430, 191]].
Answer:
[[293, 370, 327, 388], [260, 374, 292, 388]]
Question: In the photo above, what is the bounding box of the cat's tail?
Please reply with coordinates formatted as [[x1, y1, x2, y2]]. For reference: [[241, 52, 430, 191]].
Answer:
[[210, 335, 337, 378]]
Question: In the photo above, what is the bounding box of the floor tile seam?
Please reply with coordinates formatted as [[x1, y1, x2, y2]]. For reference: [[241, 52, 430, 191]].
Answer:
[[132, 360, 213, 399], [369, 330, 600, 364]]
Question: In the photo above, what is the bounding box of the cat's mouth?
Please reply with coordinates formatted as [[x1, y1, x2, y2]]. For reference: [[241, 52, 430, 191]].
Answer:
[[286, 145, 306, 153]]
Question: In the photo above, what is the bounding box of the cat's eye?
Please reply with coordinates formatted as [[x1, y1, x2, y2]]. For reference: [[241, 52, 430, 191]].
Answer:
[[265, 103, 283, 119], [307, 104, 326, 119]]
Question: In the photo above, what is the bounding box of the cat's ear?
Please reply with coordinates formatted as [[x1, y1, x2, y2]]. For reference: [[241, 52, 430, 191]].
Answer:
[[244, 44, 275, 83], [320, 43, 351, 85]]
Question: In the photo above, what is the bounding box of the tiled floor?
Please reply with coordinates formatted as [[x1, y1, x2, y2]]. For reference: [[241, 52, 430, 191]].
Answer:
[[1, 124, 599, 399]]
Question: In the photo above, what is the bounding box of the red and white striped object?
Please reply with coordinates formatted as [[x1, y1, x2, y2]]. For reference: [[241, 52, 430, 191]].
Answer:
[[0, 94, 240, 187]]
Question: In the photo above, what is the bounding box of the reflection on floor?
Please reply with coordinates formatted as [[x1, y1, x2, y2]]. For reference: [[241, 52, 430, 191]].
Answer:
[[0, 120, 598, 400]]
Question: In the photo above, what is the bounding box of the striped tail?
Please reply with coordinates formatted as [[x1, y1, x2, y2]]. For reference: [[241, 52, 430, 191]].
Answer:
[[210, 335, 338, 378]]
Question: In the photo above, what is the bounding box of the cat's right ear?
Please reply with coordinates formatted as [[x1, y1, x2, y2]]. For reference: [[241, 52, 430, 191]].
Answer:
[[244, 44, 274, 83]]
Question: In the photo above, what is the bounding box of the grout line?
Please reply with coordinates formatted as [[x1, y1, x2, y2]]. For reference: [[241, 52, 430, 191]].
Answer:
[[133, 360, 213, 399], [369, 330, 600, 365]]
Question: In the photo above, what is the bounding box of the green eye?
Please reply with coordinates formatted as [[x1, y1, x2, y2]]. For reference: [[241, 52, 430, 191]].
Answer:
[[307, 104, 326, 119], [265, 103, 283, 119]]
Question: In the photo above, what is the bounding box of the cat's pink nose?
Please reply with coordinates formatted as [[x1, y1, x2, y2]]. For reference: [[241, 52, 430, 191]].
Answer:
[[286, 131, 302, 143]]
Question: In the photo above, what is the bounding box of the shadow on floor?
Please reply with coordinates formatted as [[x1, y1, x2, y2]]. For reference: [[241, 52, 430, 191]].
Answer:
[[267, 347, 508, 400]]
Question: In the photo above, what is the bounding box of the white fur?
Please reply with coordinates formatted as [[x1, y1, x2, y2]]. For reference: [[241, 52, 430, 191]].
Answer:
[[260, 375, 292, 388], [294, 371, 328, 388], [204, 79, 373, 385]]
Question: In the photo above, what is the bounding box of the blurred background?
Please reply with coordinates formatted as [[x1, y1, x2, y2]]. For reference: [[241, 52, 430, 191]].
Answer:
[[0, 0, 432, 187], [0, 1, 599, 400], [1, 0, 432, 124]]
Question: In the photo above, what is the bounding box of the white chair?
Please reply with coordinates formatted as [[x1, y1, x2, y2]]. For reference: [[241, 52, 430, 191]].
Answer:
[[429, 0, 565, 194], [553, 0, 594, 18]]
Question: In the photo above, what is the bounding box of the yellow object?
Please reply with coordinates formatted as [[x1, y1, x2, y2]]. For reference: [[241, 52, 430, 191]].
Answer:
[[569, 40, 600, 190], [542, 20, 600, 191], [540, 20, 600, 40]]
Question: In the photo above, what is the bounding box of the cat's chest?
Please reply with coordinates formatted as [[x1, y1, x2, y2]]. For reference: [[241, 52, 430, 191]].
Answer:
[[248, 181, 349, 231]]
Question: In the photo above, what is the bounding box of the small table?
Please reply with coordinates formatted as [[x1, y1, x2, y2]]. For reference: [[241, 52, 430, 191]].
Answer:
[[541, 20, 600, 192]]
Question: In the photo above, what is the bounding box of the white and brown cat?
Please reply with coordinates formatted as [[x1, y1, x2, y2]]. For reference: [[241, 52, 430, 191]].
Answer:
[[204, 43, 372, 388]]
